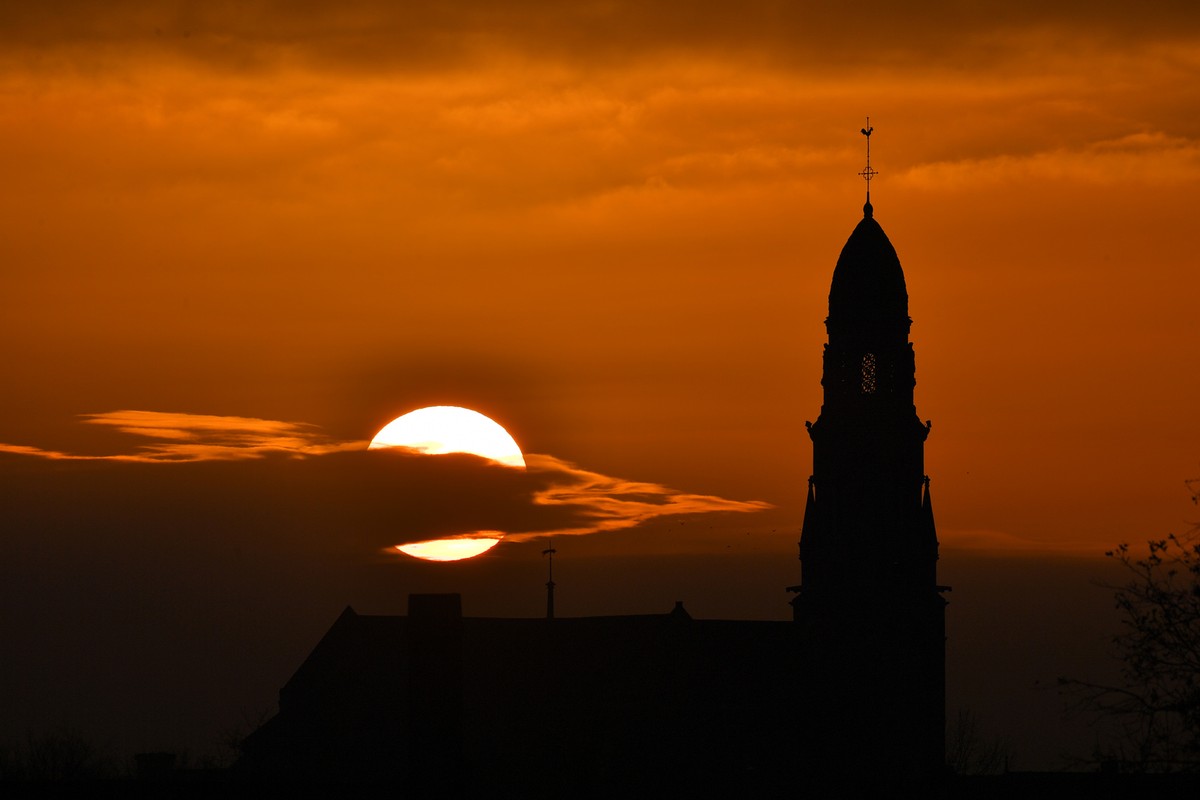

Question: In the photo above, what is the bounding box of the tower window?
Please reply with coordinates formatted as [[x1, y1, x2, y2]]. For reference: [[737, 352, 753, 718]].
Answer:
[[860, 353, 878, 394]]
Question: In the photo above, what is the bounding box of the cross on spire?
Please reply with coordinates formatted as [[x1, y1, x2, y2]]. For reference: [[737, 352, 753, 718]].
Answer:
[[859, 117, 877, 216]]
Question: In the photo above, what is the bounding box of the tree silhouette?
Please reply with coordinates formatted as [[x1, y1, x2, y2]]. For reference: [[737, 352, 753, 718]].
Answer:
[[0, 726, 117, 782], [1061, 480, 1200, 771], [945, 709, 1013, 775]]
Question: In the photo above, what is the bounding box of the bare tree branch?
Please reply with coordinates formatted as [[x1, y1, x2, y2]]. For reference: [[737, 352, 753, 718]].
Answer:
[[1059, 509, 1200, 773]]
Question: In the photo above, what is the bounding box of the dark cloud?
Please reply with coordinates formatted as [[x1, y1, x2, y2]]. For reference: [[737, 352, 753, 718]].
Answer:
[[2, 1, 1197, 74], [0, 411, 769, 554], [1, 448, 549, 553]]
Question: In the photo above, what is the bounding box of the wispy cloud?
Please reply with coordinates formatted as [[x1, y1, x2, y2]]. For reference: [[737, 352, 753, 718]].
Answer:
[[901, 132, 1200, 190], [0, 410, 363, 462], [0, 411, 770, 547], [84, 410, 365, 461], [515, 453, 771, 541], [940, 528, 1106, 556]]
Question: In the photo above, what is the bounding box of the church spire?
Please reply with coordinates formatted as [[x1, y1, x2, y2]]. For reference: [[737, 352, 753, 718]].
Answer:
[[793, 134, 945, 783]]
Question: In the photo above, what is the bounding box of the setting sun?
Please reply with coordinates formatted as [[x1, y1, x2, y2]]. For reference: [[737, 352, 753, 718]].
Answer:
[[371, 406, 525, 561], [369, 406, 526, 468], [394, 535, 503, 562]]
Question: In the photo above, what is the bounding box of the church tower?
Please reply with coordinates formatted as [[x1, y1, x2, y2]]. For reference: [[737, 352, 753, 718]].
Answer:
[[791, 124, 946, 786]]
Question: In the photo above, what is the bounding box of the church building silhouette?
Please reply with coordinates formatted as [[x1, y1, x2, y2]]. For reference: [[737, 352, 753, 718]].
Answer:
[[239, 150, 947, 792]]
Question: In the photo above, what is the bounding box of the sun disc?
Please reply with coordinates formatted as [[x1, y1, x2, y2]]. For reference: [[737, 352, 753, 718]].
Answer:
[[369, 406, 525, 468], [372, 406, 524, 563], [396, 536, 503, 562]]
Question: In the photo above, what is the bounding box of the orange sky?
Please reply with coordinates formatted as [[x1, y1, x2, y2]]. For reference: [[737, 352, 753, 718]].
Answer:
[[2, 1, 1199, 766], [4, 2, 1197, 556]]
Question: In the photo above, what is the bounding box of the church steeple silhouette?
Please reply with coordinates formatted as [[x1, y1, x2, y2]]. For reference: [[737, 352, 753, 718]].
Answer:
[[791, 124, 946, 786]]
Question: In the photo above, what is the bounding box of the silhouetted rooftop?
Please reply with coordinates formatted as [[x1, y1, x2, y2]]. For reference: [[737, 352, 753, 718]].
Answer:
[[242, 600, 804, 791]]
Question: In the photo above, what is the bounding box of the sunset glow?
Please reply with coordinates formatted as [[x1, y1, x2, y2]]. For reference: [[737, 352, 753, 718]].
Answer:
[[395, 535, 503, 562], [4, 8, 1197, 555], [4, 2, 1200, 773], [372, 406, 524, 560], [370, 406, 526, 468]]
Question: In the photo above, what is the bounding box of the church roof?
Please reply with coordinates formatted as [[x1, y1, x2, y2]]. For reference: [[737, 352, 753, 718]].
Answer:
[[827, 202, 909, 331]]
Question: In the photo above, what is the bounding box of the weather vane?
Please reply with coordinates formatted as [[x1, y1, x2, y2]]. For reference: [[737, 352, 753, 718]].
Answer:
[[859, 117, 877, 206]]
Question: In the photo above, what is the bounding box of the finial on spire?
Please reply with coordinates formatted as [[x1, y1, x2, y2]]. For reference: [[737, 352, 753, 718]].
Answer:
[[858, 117, 877, 217]]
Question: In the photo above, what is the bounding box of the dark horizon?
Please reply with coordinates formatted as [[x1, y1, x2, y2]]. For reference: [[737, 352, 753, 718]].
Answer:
[[0, 527, 1154, 776]]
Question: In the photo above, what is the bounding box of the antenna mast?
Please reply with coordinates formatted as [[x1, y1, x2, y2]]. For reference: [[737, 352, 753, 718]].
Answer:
[[542, 538, 556, 620]]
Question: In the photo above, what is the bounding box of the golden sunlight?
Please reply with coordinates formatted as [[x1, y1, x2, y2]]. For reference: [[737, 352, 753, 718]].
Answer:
[[372, 406, 524, 562], [395, 535, 504, 562], [369, 406, 526, 467]]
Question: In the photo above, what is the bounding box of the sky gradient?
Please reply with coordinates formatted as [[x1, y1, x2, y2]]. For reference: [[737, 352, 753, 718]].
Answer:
[[3, 0, 1199, 770]]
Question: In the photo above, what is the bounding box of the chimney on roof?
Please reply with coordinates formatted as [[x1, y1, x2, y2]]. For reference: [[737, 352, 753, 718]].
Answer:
[[407, 594, 463, 784]]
